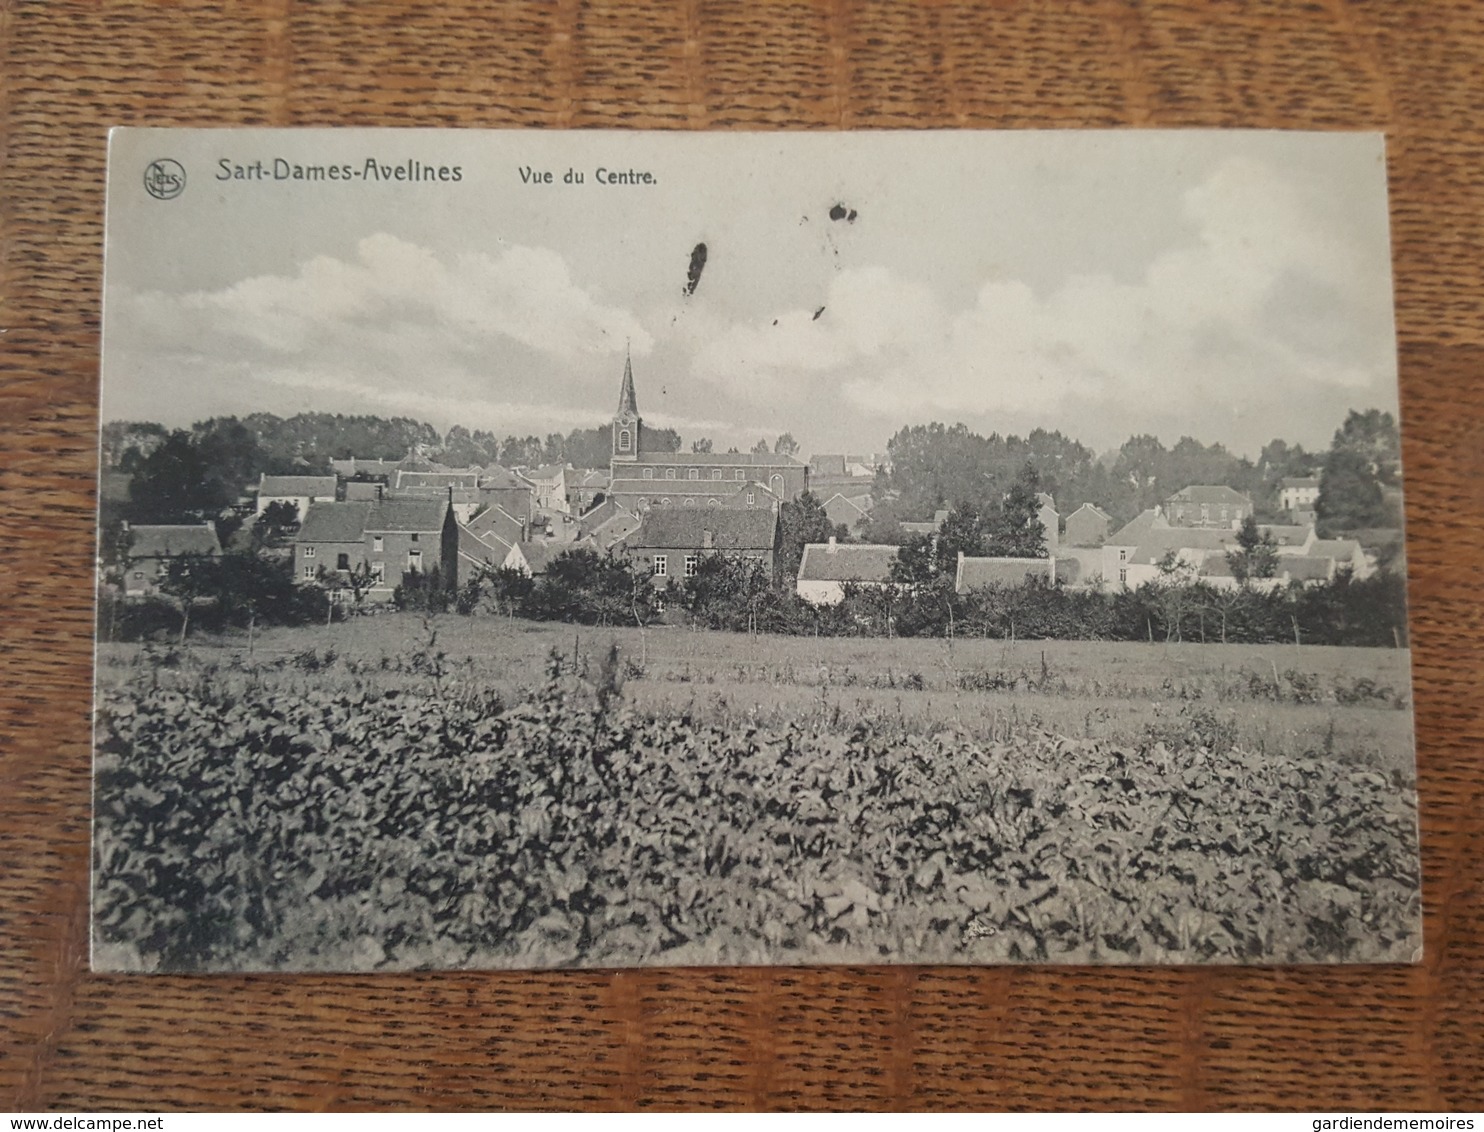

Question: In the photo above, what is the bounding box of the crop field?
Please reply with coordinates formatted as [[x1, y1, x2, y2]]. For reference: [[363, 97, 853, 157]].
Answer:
[[92, 616, 1421, 970]]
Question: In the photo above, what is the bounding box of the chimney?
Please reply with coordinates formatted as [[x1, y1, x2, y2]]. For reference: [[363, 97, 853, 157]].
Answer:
[[827, 536, 837, 554]]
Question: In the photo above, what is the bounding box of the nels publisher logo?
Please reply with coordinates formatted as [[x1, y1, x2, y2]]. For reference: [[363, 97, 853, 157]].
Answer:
[[143, 158, 186, 200]]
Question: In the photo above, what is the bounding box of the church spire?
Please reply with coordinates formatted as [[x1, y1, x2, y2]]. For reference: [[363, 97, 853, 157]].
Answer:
[[616, 341, 638, 418], [611, 343, 640, 464]]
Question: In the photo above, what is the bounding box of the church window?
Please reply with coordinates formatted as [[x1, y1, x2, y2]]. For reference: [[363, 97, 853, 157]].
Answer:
[[711, 469, 722, 480], [618, 429, 631, 452], [734, 469, 745, 480], [661, 498, 671, 506], [665, 468, 676, 480], [684, 498, 696, 506], [638, 498, 648, 508], [708, 499, 718, 506], [643, 468, 653, 479], [770, 474, 784, 496], [688, 468, 699, 480]]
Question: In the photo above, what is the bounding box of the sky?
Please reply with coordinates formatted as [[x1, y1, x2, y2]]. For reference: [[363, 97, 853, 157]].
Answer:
[[102, 129, 1400, 460]]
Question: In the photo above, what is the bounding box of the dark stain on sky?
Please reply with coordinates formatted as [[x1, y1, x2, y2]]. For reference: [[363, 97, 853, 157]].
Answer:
[[684, 242, 708, 296], [812, 306, 826, 321], [828, 203, 858, 223]]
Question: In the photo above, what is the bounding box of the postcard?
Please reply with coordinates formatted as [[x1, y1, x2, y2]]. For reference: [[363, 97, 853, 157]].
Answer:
[[94, 128, 1420, 970]]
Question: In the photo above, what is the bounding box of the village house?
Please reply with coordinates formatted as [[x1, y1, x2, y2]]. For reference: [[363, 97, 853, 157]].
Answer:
[[796, 540, 900, 605], [522, 464, 570, 514], [901, 509, 951, 536], [575, 498, 644, 554], [954, 553, 1059, 595], [1103, 508, 1367, 591], [456, 501, 533, 577], [1064, 503, 1113, 547], [820, 491, 872, 531], [1037, 493, 1060, 554], [121, 522, 221, 597], [254, 473, 337, 519], [476, 465, 535, 526], [617, 507, 780, 585], [720, 479, 784, 511], [1163, 485, 1253, 529], [606, 354, 807, 511], [295, 497, 458, 601], [1279, 476, 1322, 513], [566, 468, 610, 514]]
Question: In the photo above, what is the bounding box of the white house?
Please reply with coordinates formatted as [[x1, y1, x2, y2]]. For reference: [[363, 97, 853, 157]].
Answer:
[[255, 474, 337, 519], [796, 541, 900, 606]]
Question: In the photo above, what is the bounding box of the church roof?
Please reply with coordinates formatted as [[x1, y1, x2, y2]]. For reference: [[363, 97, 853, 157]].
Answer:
[[616, 351, 638, 418]]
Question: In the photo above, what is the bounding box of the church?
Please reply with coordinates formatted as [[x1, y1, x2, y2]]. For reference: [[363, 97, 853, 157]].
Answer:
[[607, 354, 808, 512]]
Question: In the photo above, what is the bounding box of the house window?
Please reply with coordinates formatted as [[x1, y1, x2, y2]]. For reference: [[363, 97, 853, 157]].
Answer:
[[410, 532, 419, 542], [1119, 568, 1128, 584], [688, 468, 699, 480], [1118, 549, 1127, 562], [653, 555, 668, 576], [735, 469, 745, 480], [371, 563, 385, 583], [1200, 504, 1210, 521], [302, 565, 315, 579], [408, 549, 422, 570], [684, 554, 699, 577], [618, 428, 631, 452], [337, 553, 350, 571], [644, 468, 654, 479], [746, 493, 755, 505], [373, 536, 383, 552], [711, 469, 722, 480], [304, 546, 315, 558], [132, 571, 144, 580]]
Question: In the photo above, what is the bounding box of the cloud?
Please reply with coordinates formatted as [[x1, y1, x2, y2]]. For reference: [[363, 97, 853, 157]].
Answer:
[[834, 156, 1394, 437], [109, 235, 653, 427]]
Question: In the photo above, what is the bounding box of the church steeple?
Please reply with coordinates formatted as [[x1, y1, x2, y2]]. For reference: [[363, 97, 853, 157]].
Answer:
[[616, 345, 638, 418], [611, 344, 641, 463]]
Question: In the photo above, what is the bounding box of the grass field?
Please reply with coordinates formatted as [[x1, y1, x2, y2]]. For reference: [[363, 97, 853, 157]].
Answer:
[[92, 613, 1421, 969], [96, 613, 1416, 778]]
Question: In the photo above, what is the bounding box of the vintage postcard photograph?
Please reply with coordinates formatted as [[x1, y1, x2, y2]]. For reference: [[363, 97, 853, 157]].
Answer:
[[93, 128, 1420, 971]]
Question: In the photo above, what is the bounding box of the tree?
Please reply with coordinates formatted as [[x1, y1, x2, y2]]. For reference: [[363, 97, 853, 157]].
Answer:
[[983, 464, 1047, 558], [480, 564, 535, 619], [1317, 409, 1401, 533], [751, 438, 771, 454], [1317, 447, 1386, 533], [776, 491, 841, 583], [640, 425, 682, 453], [773, 433, 800, 457], [691, 437, 714, 454], [1225, 514, 1279, 584], [129, 431, 236, 521], [158, 553, 216, 646]]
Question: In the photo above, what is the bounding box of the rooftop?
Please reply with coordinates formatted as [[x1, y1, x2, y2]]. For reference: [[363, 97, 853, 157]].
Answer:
[[798, 543, 900, 583], [955, 556, 1054, 592], [623, 508, 778, 551], [259, 474, 337, 496], [127, 524, 222, 559], [1166, 485, 1252, 506]]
